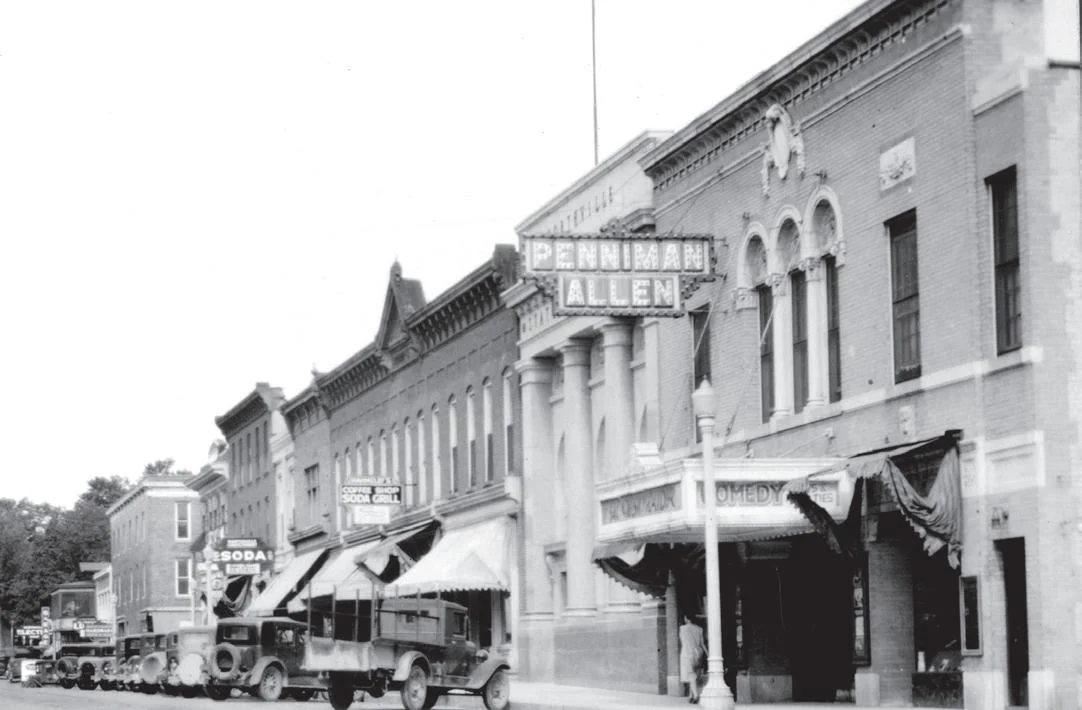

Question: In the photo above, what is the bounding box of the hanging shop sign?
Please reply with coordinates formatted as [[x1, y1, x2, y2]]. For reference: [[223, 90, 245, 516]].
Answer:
[[340, 478, 402, 525], [74, 619, 113, 640], [212, 537, 275, 576], [15, 626, 45, 646], [520, 231, 716, 316]]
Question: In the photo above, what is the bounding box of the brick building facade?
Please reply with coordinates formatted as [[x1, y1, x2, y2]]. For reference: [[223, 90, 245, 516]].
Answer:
[[107, 473, 201, 637], [260, 249, 523, 659]]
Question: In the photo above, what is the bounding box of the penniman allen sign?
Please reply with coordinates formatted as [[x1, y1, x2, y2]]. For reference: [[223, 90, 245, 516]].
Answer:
[[520, 231, 716, 316]]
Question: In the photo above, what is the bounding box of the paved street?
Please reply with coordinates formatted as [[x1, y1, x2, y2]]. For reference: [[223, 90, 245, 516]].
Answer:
[[0, 681, 490, 709]]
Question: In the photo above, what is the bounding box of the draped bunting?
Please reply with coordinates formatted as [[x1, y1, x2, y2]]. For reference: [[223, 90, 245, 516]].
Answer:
[[784, 435, 963, 569]]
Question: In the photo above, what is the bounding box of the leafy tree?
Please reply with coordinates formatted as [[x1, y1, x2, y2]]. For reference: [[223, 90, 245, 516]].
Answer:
[[142, 459, 193, 477], [78, 475, 130, 509]]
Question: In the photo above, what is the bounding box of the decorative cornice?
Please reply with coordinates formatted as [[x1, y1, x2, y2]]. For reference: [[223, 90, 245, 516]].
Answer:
[[642, 0, 955, 191], [215, 383, 285, 437], [106, 475, 197, 517], [287, 523, 327, 546]]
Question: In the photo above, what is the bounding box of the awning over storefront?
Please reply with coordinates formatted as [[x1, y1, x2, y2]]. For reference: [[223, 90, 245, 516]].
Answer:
[[592, 542, 669, 598], [355, 521, 439, 580], [246, 548, 328, 617], [383, 517, 512, 597], [287, 540, 384, 613], [784, 433, 962, 568]]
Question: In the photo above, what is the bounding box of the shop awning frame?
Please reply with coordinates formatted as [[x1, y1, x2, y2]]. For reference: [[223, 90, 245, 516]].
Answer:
[[382, 517, 512, 597], [287, 540, 384, 612], [245, 548, 329, 617]]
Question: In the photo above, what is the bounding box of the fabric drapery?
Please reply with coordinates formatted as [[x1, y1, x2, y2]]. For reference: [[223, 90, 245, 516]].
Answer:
[[784, 434, 962, 568]]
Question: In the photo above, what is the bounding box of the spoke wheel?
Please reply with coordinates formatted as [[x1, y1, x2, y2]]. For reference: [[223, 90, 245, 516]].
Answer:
[[482, 668, 510, 710], [258, 665, 284, 701], [401, 664, 429, 710]]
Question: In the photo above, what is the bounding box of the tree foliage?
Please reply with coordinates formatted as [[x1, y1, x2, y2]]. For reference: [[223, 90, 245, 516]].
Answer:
[[142, 459, 193, 477], [0, 476, 132, 628]]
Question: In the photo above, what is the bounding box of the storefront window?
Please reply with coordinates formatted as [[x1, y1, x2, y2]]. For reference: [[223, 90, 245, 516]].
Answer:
[[912, 550, 961, 673]]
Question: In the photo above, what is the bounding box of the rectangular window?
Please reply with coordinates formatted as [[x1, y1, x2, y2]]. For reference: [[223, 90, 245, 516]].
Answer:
[[255, 425, 261, 476], [691, 306, 712, 387], [175, 502, 190, 540], [246, 433, 253, 482], [482, 381, 494, 483], [889, 211, 921, 382], [791, 270, 808, 413], [503, 372, 514, 476], [758, 286, 775, 423], [175, 559, 190, 597], [989, 168, 1021, 353], [825, 256, 842, 403]]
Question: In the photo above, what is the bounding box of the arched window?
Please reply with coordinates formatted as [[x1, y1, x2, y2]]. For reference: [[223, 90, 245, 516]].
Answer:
[[417, 411, 427, 504], [367, 436, 376, 479], [431, 405, 442, 500], [502, 369, 514, 476], [778, 218, 808, 414], [466, 387, 477, 488], [745, 233, 774, 422], [391, 426, 401, 483], [379, 430, 388, 478], [448, 396, 459, 493], [344, 447, 353, 478], [403, 419, 413, 506], [482, 378, 494, 483]]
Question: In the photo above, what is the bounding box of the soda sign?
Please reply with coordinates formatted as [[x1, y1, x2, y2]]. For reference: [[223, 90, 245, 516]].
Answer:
[[213, 537, 274, 576]]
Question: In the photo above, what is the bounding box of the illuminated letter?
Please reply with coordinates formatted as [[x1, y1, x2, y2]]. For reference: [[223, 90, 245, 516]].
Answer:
[[586, 277, 608, 306], [577, 241, 598, 270], [633, 243, 659, 271], [531, 240, 553, 270], [608, 277, 630, 307], [564, 277, 586, 306], [631, 278, 651, 307], [653, 278, 675, 307], [555, 242, 575, 270], [684, 241, 705, 272], [662, 241, 682, 271], [599, 243, 620, 270]]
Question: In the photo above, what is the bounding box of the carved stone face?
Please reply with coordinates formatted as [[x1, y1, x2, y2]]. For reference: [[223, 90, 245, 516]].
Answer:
[[770, 119, 791, 179]]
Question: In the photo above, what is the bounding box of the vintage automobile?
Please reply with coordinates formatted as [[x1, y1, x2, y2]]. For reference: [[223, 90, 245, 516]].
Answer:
[[4, 646, 41, 682], [103, 635, 142, 691], [303, 597, 510, 710], [53, 642, 114, 690], [204, 617, 324, 701], [162, 625, 216, 698], [132, 632, 168, 693]]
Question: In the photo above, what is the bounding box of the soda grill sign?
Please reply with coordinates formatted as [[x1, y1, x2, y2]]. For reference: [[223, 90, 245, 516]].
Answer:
[[521, 232, 716, 316], [212, 537, 274, 576], [340, 478, 403, 526]]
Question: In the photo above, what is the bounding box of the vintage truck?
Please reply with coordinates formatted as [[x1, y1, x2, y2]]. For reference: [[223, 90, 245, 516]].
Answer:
[[53, 642, 114, 690], [204, 616, 324, 701], [302, 597, 510, 710], [102, 635, 141, 690]]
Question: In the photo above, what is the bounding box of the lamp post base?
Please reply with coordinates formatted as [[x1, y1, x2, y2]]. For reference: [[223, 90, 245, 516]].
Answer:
[[699, 668, 735, 710]]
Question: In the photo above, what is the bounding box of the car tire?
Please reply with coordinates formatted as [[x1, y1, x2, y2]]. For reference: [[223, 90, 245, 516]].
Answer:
[[211, 643, 243, 682], [290, 688, 316, 701], [205, 683, 231, 702], [180, 685, 198, 698], [423, 688, 443, 709], [401, 664, 429, 710], [257, 664, 285, 702], [482, 668, 511, 710], [58, 678, 75, 689], [327, 672, 354, 710]]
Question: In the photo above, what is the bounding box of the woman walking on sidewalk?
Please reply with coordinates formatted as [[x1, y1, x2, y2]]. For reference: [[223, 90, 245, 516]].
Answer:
[[679, 615, 707, 704]]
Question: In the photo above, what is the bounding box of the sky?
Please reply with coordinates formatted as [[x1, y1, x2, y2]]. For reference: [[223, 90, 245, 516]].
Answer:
[[0, 0, 866, 507]]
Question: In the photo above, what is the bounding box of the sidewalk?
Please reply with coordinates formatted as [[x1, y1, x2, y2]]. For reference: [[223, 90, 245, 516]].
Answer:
[[361, 679, 925, 710]]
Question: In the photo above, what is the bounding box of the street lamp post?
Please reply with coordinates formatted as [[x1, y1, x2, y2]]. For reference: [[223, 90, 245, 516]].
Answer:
[[691, 379, 735, 710]]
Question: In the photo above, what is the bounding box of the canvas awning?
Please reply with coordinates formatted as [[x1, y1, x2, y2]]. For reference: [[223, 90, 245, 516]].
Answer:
[[382, 517, 512, 597], [287, 540, 384, 613], [245, 548, 328, 617]]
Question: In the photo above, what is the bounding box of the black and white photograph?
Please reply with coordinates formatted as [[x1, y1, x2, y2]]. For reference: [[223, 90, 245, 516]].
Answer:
[[0, 1, 1079, 709]]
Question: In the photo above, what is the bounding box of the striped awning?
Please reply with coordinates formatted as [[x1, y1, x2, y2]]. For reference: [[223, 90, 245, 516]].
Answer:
[[383, 517, 512, 597]]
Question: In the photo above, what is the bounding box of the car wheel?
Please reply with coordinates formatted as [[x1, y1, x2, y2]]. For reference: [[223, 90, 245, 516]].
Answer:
[[482, 668, 510, 710], [422, 688, 443, 709], [257, 665, 285, 702], [400, 664, 429, 710], [141, 683, 160, 694], [327, 672, 354, 710], [59, 678, 75, 689], [205, 683, 231, 702], [366, 672, 387, 698], [181, 686, 198, 698], [290, 688, 316, 701]]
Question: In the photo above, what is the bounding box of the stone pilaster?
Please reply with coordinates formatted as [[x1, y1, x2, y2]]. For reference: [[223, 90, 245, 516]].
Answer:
[[560, 340, 596, 615], [516, 358, 555, 617]]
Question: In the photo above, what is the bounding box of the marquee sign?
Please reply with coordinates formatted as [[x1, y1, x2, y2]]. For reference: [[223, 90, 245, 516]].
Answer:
[[521, 231, 716, 316], [212, 537, 275, 576]]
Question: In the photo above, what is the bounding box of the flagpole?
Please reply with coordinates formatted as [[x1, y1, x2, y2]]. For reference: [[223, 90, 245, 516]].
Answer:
[[591, 0, 599, 166]]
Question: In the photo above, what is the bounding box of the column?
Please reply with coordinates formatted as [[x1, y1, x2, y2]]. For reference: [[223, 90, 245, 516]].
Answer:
[[769, 274, 794, 419], [803, 257, 827, 408], [516, 358, 555, 616], [601, 320, 635, 479], [560, 340, 595, 615]]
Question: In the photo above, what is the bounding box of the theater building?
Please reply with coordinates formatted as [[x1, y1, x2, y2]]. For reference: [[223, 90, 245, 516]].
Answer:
[[602, 0, 1077, 707], [258, 249, 523, 664], [507, 130, 692, 693]]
